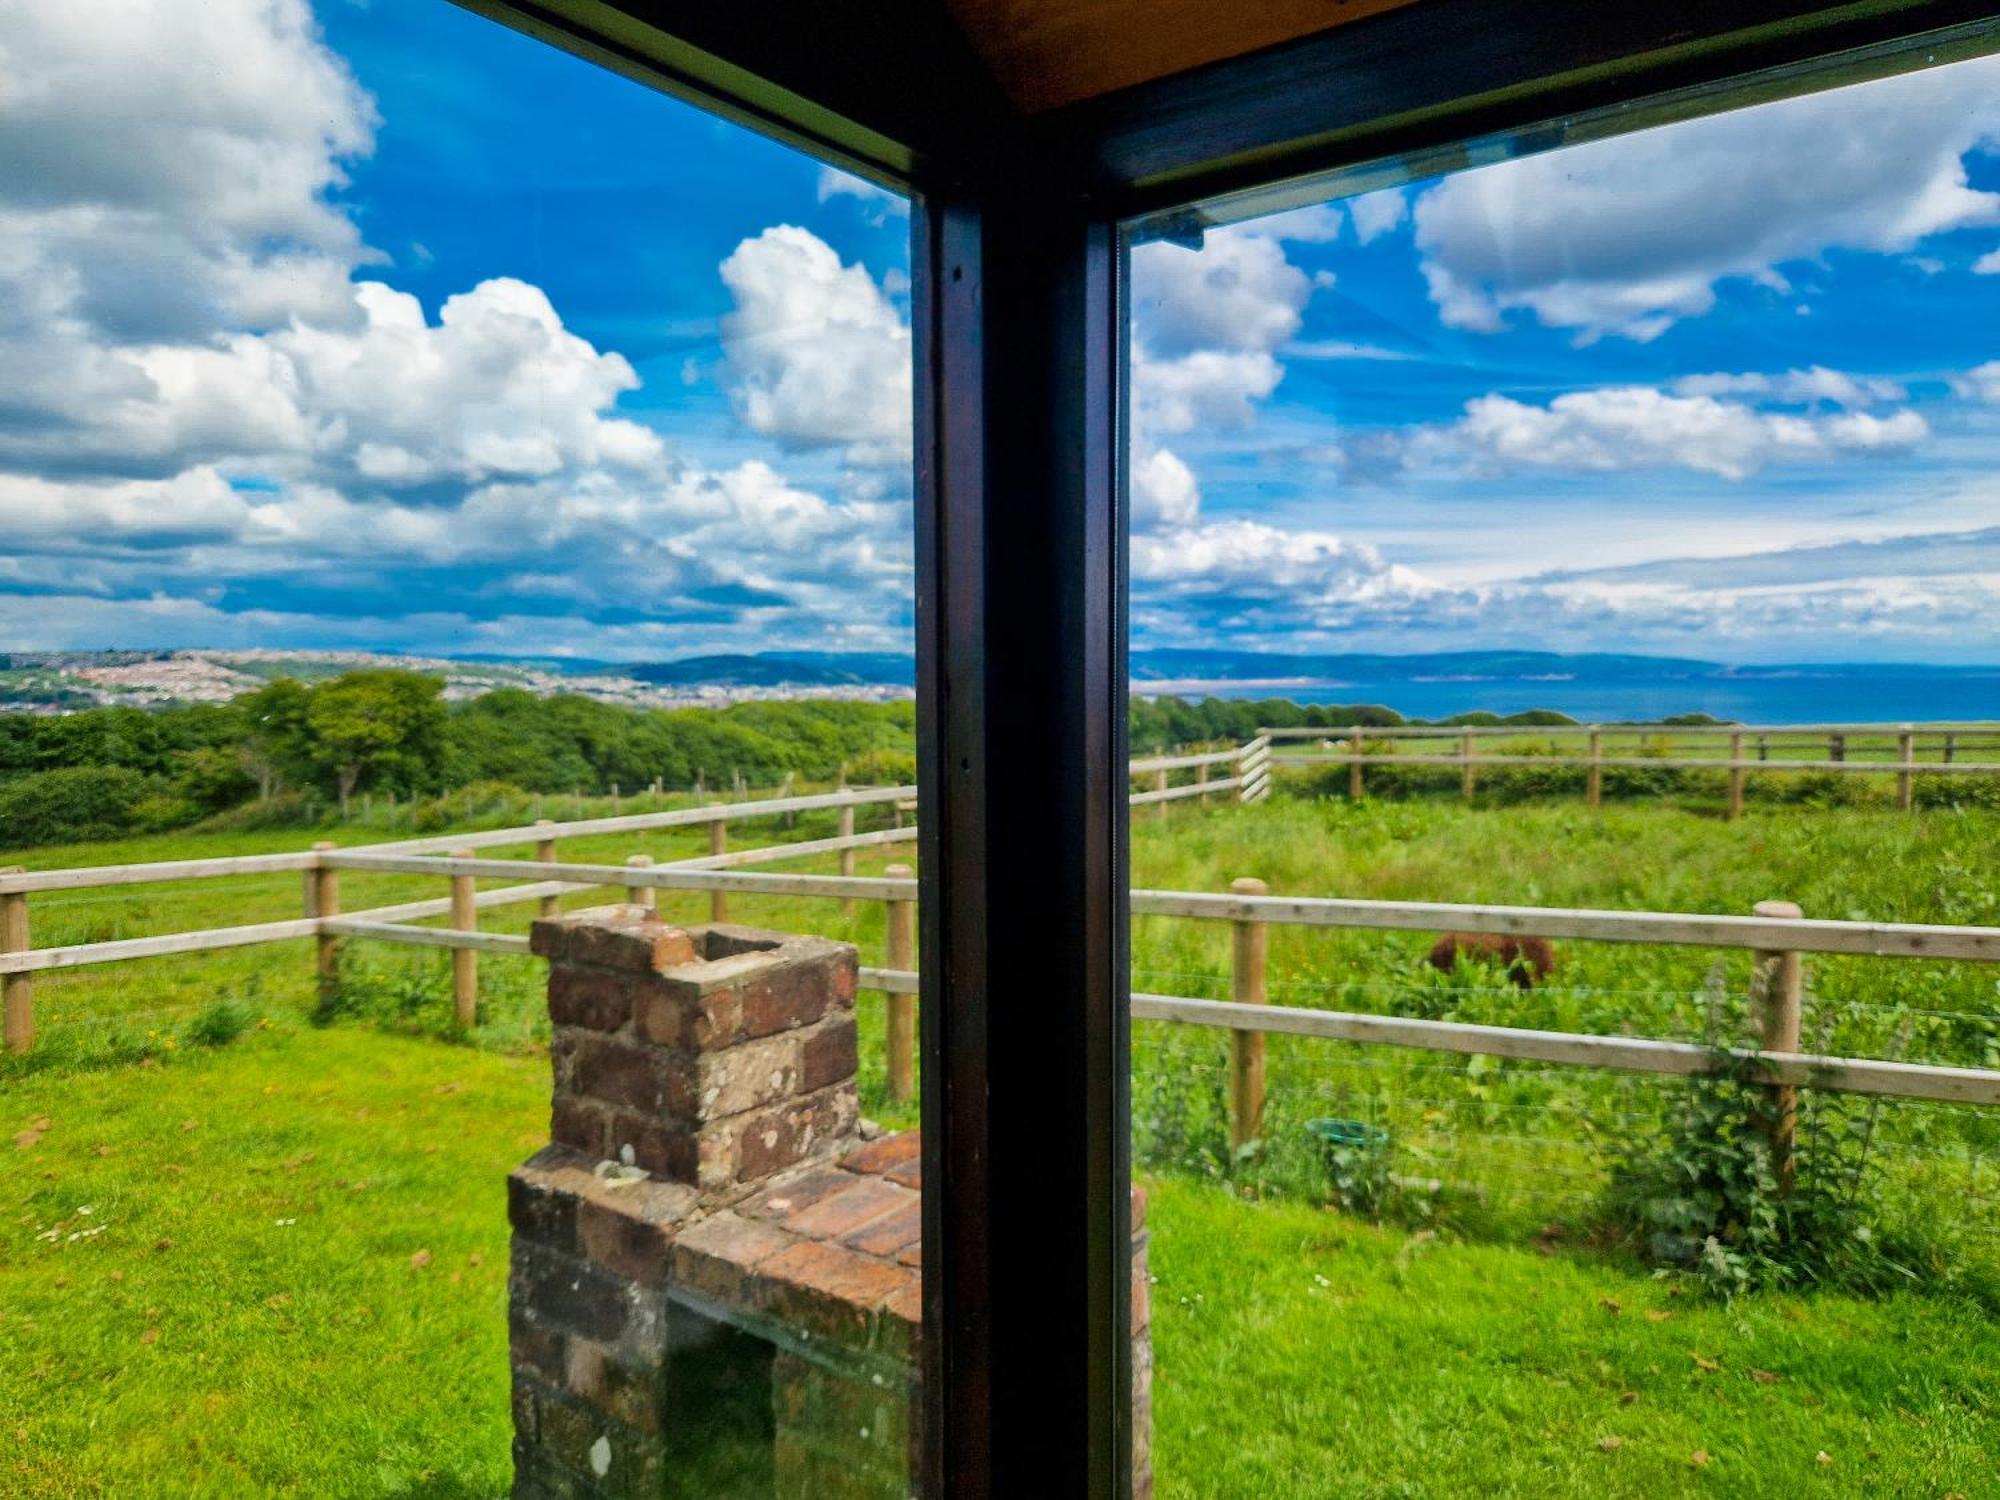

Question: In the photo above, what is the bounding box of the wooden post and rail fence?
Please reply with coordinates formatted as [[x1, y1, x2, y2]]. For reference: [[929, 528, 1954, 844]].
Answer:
[[0, 737, 1271, 1063], [1264, 719, 2000, 816], [6, 783, 2000, 1186], [5, 735, 1999, 1195]]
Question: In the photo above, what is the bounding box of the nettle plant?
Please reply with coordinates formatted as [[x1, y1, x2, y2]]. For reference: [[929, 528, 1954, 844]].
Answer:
[[1603, 969, 1921, 1299]]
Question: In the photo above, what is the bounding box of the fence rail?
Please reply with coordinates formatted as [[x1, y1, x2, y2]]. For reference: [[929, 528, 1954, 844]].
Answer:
[[10, 757, 2000, 1169], [0, 745, 1266, 1049], [1259, 720, 2000, 740], [1266, 718, 2000, 814]]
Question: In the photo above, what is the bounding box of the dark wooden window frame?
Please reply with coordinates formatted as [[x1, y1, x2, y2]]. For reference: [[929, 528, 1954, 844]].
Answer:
[[448, 4, 2000, 1494]]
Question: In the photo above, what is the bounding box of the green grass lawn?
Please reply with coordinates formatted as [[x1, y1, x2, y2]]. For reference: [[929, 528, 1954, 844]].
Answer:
[[3, 789, 1998, 1494], [2, 1025, 544, 1498], [1148, 1177, 1998, 1499]]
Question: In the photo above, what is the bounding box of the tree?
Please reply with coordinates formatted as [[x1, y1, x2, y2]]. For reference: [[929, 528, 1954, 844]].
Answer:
[[302, 670, 447, 815], [238, 677, 313, 800]]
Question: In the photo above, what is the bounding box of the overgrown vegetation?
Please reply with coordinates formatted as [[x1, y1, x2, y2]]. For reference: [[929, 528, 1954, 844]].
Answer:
[[1601, 982, 1930, 1301]]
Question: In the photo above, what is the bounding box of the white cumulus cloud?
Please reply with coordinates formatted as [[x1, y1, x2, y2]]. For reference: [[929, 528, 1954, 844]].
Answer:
[[719, 225, 912, 464], [1436, 385, 1928, 480], [1412, 53, 2000, 341]]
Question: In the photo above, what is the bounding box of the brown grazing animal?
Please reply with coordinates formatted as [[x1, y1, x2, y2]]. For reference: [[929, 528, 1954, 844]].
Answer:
[[1426, 932, 1557, 989]]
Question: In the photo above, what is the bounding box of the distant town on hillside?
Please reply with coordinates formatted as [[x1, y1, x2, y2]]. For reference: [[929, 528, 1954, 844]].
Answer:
[[5, 647, 1998, 724]]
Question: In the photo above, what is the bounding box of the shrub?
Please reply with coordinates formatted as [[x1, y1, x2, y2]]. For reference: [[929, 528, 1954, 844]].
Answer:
[[844, 748, 916, 785], [0, 765, 162, 846]]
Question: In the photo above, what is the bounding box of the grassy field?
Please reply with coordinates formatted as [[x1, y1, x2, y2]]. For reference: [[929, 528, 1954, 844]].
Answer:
[[4, 786, 1999, 1494]]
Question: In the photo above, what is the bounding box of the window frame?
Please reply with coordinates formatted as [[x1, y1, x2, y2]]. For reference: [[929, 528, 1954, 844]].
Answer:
[[440, 4, 2000, 1494]]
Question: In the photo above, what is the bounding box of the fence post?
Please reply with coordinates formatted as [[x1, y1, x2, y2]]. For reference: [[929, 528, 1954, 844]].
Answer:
[[1728, 731, 1745, 821], [1154, 766, 1169, 819], [1349, 730, 1365, 801], [311, 841, 340, 1005], [450, 847, 478, 1027], [625, 854, 656, 911], [534, 819, 560, 919], [1829, 732, 1846, 763], [2, 870, 31, 1055], [839, 801, 857, 917], [1897, 727, 1915, 812], [885, 863, 916, 1103], [1461, 730, 1476, 803], [1757, 733, 1769, 763], [1944, 732, 1958, 764], [1749, 898, 1804, 1196], [1197, 761, 1210, 807], [1229, 876, 1270, 1151], [1587, 729, 1603, 808], [708, 803, 729, 923]]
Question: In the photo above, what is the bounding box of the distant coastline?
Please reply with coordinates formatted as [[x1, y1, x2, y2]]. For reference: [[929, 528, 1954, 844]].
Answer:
[[6, 647, 1999, 724]]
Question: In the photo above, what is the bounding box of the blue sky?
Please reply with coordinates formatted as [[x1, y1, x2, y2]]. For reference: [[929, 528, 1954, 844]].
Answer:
[[2, 2, 1998, 665]]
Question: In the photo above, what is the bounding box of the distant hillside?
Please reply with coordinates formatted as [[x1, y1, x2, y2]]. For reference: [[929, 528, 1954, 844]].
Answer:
[[626, 652, 915, 688], [1125, 649, 1723, 682]]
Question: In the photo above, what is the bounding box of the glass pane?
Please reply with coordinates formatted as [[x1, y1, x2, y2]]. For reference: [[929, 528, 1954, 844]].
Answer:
[[0, 3, 919, 1495], [1126, 50, 2000, 1497]]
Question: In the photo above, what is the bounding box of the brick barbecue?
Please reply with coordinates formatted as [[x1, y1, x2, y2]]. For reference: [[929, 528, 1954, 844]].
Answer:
[[508, 906, 1152, 1499]]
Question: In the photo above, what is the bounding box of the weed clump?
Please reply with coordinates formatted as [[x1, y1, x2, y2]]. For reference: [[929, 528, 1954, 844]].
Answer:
[[1601, 977, 1960, 1301], [184, 997, 255, 1048]]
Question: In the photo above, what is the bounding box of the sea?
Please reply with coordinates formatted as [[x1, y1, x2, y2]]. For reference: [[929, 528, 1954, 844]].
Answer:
[[1138, 668, 2000, 725]]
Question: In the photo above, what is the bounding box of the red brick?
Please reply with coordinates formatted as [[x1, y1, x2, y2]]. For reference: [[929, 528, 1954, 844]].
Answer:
[[564, 1337, 662, 1434], [842, 1198, 920, 1260], [829, 953, 858, 1007], [630, 981, 694, 1049], [509, 1305, 567, 1382], [736, 1084, 858, 1182], [799, 1016, 858, 1093], [878, 1272, 923, 1358], [550, 1096, 605, 1158], [758, 1240, 908, 1344], [507, 1155, 583, 1255], [577, 1198, 674, 1285], [739, 961, 831, 1039], [841, 1132, 920, 1177], [573, 1038, 664, 1114], [533, 1388, 663, 1492], [517, 1246, 630, 1344], [740, 1165, 858, 1222], [671, 1212, 794, 1306], [571, 912, 699, 974], [660, 1031, 802, 1122], [1130, 1183, 1148, 1233], [548, 967, 632, 1031], [781, 1177, 914, 1241], [895, 1242, 921, 1269]]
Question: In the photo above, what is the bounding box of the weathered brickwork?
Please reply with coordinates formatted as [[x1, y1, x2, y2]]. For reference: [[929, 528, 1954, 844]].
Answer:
[[509, 907, 1152, 1498]]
